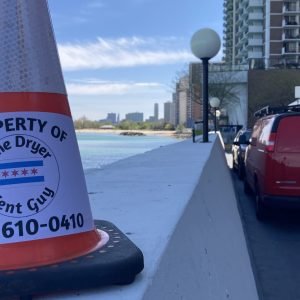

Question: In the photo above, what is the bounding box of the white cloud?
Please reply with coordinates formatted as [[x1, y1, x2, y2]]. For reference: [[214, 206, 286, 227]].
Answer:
[[87, 1, 105, 9], [66, 79, 165, 96], [58, 36, 193, 71], [72, 16, 89, 24]]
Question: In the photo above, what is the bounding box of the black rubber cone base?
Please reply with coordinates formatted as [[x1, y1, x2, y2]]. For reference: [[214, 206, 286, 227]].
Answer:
[[0, 220, 144, 299]]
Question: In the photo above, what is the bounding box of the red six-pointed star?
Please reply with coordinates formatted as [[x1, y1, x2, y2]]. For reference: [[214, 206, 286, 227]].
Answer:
[[12, 170, 19, 177], [21, 169, 28, 176], [31, 168, 38, 175], [2, 170, 9, 178]]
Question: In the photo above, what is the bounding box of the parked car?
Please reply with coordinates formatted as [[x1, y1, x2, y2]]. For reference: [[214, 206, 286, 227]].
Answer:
[[244, 105, 300, 219], [232, 129, 252, 179]]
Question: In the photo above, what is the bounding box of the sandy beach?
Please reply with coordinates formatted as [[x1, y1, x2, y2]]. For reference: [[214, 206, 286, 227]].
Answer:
[[76, 128, 179, 137]]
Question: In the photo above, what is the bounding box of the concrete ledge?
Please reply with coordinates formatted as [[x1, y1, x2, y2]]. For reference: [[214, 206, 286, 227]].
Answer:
[[41, 134, 258, 300]]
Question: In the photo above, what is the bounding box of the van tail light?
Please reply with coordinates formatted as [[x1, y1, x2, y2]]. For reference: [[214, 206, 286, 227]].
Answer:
[[265, 133, 276, 152]]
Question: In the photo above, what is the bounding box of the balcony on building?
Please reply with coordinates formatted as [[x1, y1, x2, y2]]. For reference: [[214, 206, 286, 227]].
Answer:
[[236, 40, 244, 51], [284, 58, 300, 68], [235, 51, 244, 59], [282, 43, 300, 54], [248, 50, 263, 59], [235, 18, 242, 26], [224, 14, 232, 22], [248, 12, 264, 20], [240, 57, 249, 65], [223, 0, 233, 9], [241, 33, 248, 43], [248, 25, 263, 33], [272, 55, 300, 68], [224, 3, 233, 11], [283, 3, 300, 14], [244, 0, 250, 7], [224, 17, 233, 26], [239, 26, 247, 36], [236, 5, 244, 14], [248, 0, 263, 7], [283, 32, 300, 41], [223, 48, 233, 55], [242, 46, 248, 54], [283, 18, 300, 27], [240, 8, 248, 19], [282, 49, 300, 54], [237, 28, 245, 37], [248, 38, 263, 46]]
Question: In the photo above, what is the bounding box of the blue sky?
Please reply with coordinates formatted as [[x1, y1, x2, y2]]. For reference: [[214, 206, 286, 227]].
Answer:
[[47, 0, 223, 121]]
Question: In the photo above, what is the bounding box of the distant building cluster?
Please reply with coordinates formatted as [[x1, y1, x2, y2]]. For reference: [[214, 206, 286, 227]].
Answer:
[[101, 102, 174, 125]]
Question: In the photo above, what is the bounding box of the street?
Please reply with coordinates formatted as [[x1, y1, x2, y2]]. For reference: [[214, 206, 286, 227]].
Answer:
[[229, 160, 300, 300]]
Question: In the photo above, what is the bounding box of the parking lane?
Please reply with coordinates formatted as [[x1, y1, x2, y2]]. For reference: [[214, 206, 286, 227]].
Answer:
[[231, 168, 300, 300]]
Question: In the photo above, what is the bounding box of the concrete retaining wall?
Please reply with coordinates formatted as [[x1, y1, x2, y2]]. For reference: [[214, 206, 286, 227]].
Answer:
[[143, 135, 258, 300]]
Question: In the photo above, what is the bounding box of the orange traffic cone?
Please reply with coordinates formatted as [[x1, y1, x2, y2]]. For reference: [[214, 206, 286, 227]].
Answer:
[[0, 1, 143, 298]]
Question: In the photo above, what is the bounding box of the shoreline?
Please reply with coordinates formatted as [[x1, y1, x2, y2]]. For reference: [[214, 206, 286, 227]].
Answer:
[[76, 128, 179, 137]]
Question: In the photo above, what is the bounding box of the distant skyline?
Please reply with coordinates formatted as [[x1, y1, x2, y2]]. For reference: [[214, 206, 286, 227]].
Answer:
[[48, 0, 223, 120]]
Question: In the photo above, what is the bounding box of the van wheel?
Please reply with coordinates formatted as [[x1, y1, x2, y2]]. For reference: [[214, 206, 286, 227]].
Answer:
[[232, 157, 236, 172], [238, 162, 244, 180], [255, 184, 266, 221], [244, 178, 251, 195]]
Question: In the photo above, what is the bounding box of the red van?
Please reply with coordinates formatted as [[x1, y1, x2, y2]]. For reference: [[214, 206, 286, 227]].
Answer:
[[244, 105, 300, 219]]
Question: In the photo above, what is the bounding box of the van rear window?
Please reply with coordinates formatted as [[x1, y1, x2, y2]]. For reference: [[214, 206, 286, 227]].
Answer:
[[276, 116, 300, 153]]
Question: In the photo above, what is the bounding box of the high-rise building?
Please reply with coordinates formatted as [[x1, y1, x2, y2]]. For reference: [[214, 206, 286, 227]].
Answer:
[[173, 92, 179, 126], [176, 76, 189, 126], [164, 101, 175, 125], [174, 73, 203, 128], [223, 0, 300, 68], [223, 0, 265, 66], [106, 113, 117, 124], [154, 103, 159, 121], [125, 112, 143, 122], [189, 63, 202, 123]]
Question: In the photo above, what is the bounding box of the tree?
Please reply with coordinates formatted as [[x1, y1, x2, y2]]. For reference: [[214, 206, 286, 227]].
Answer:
[[189, 64, 240, 109], [74, 116, 88, 129], [175, 124, 185, 133], [208, 70, 240, 108]]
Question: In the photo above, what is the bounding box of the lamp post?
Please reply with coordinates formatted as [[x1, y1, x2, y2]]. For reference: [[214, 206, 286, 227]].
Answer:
[[209, 97, 220, 133], [190, 28, 221, 142]]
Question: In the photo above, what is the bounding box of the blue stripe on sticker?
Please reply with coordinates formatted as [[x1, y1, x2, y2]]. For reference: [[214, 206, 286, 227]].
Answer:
[[0, 161, 43, 170], [0, 176, 45, 186]]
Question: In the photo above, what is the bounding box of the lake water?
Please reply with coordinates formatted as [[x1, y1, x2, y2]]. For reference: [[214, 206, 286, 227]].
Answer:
[[76, 132, 178, 170]]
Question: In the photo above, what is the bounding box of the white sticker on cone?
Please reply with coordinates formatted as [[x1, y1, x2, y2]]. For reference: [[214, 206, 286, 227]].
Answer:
[[0, 112, 94, 243]]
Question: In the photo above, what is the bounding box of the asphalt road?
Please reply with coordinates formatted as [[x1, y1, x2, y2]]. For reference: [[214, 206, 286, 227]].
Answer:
[[230, 164, 300, 300]]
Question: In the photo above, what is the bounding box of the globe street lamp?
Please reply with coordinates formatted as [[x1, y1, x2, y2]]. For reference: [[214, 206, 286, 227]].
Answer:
[[209, 97, 220, 133], [216, 109, 221, 122], [190, 28, 221, 142]]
